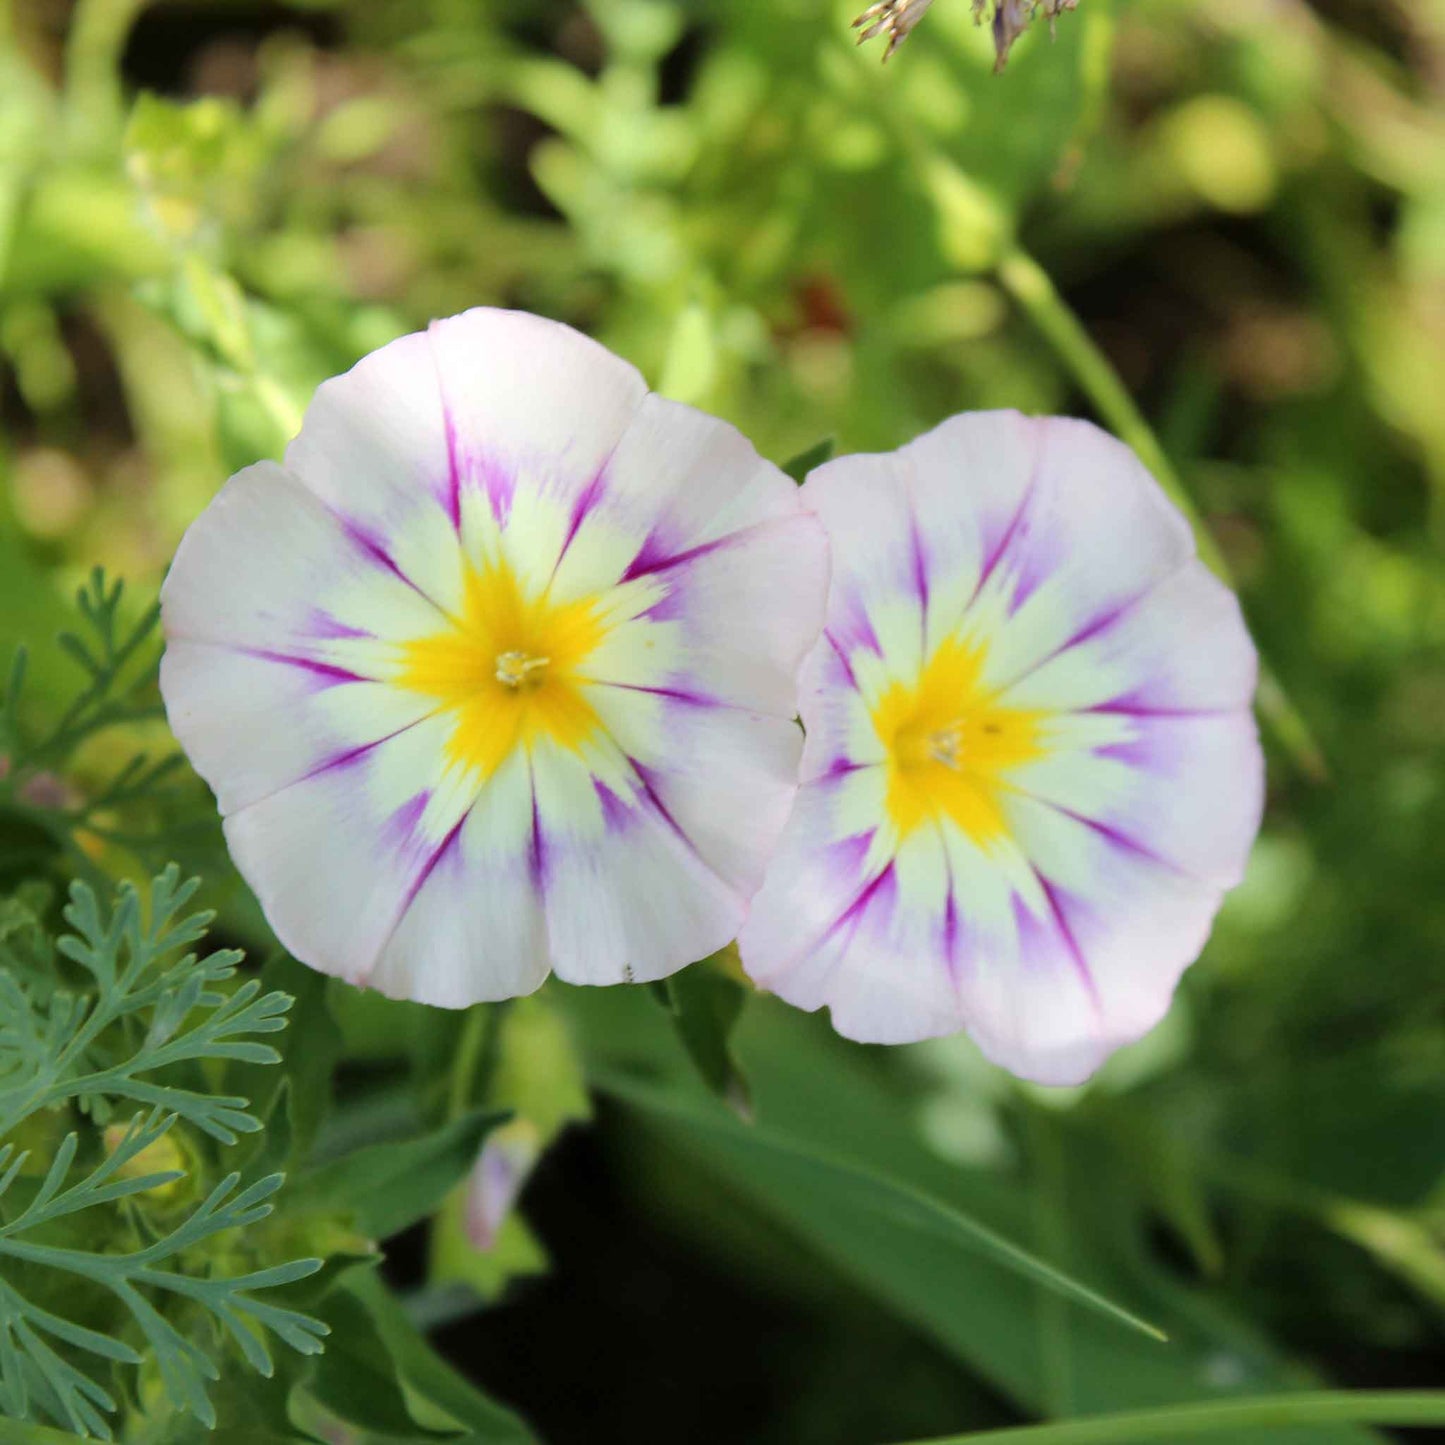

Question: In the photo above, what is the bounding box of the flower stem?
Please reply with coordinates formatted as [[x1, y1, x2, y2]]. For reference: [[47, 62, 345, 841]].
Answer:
[[447, 1003, 509, 1120], [889, 1390, 1445, 1444], [996, 245, 1326, 780]]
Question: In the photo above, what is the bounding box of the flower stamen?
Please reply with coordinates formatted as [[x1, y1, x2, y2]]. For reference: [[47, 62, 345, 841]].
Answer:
[[494, 650, 551, 690], [929, 724, 966, 769]]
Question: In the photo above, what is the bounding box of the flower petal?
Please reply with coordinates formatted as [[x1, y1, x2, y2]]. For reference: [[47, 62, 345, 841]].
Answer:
[[283, 329, 464, 614], [589, 685, 804, 896], [220, 710, 480, 986], [529, 739, 743, 985], [160, 461, 450, 813], [369, 749, 551, 1007], [431, 307, 645, 538]]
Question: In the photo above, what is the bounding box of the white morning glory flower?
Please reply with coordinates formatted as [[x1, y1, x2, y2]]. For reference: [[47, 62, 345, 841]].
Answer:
[[161, 308, 828, 1005], [738, 412, 1263, 1085]]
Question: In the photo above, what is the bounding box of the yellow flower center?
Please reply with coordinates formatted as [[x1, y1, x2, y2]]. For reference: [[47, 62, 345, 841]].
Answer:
[[872, 637, 1045, 843], [397, 559, 607, 779]]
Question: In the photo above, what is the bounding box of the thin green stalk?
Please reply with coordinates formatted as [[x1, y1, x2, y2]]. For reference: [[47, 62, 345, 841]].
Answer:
[[1023, 1103, 1073, 1417], [447, 1007, 490, 1121], [447, 1003, 509, 1121], [996, 246, 1326, 780], [890, 1390, 1445, 1444], [63, 0, 149, 158]]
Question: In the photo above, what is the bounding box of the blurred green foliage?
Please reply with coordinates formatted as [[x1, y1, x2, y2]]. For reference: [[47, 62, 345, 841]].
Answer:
[[1, 0, 1444, 1441]]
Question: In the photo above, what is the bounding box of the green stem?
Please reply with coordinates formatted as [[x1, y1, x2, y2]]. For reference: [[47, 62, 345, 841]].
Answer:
[[63, 0, 149, 158], [996, 245, 1326, 780], [996, 250, 1225, 572], [890, 1390, 1445, 1444], [447, 1003, 509, 1121], [1023, 1103, 1073, 1417]]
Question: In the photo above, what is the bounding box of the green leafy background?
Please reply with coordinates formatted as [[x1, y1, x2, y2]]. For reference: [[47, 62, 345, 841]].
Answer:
[[1, 0, 1443, 1441]]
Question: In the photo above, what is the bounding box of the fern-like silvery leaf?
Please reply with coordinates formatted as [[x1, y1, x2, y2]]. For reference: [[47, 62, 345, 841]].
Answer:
[[0, 569, 210, 879], [0, 867, 329, 1439]]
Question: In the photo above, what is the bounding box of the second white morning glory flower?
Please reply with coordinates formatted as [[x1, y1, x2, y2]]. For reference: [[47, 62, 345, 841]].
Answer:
[[739, 412, 1264, 1085], [161, 308, 828, 1005]]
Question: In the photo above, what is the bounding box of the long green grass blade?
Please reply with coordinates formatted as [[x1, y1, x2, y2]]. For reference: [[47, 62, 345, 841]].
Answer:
[[892, 1391, 1445, 1444], [602, 1074, 1165, 1344]]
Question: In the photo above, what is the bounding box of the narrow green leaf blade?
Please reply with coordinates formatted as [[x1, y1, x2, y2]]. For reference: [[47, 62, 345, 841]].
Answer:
[[656, 955, 752, 1116], [348, 1269, 538, 1443], [601, 1074, 1164, 1343], [888, 1391, 1445, 1444]]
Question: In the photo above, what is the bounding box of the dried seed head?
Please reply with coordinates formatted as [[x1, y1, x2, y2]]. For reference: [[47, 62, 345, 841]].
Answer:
[[855, 0, 1080, 69], [852, 0, 937, 61], [991, 0, 1079, 70]]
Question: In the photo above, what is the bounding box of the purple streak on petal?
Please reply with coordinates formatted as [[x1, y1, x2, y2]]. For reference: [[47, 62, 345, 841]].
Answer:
[[823, 630, 861, 692], [1064, 592, 1145, 653], [621, 526, 676, 582], [395, 813, 466, 921], [941, 888, 962, 987], [528, 779, 547, 887], [1005, 527, 1062, 616], [826, 828, 876, 877], [428, 321, 464, 530], [1079, 811, 1191, 879], [1020, 787, 1197, 883], [593, 778, 635, 833], [340, 516, 416, 588], [621, 530, 729, 584], [630, 762, 693, 844], [303, 712, 439, 782], [590, 678, 723, 710], [829, 588, 882, 659], [908, 516, 930, 613], [628, 760, 735, 890], [834, 861, 897, 934], [622, 513, 785, 586], [977, 492, 1032, 597], [385, 790, 431, 848], [466, 451, 517, 525], [440, 402, 464, 530], [640, 583, 687, 624], [1012, 890, 1049, 968], [308, 610, 373, 641], [430, 321, 514, 527], [1089, 693, 1236, 720], [1096, 731, 1156, 770], [558, 467, 608, 564], [966, 433, 1043, 617], [818, 757, 869, 784], [995, 586, 1157, 699], [239, 646, 368, 686], [1039, 877, 1103, 1014]]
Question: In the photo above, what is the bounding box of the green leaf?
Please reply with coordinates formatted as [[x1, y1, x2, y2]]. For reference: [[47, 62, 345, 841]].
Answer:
[[781, 438, 835, 484], [654, 955, 752, 1117], [600, 1073, 1162, 1343], [293, 1109, 508, 1242], [307, 1283, 457, 1438], [888, 1391, 1445, 1444], [564, 990, 1381, 1442], [0, 867, 325, 1437], [348, 1270, 537, 1442]]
